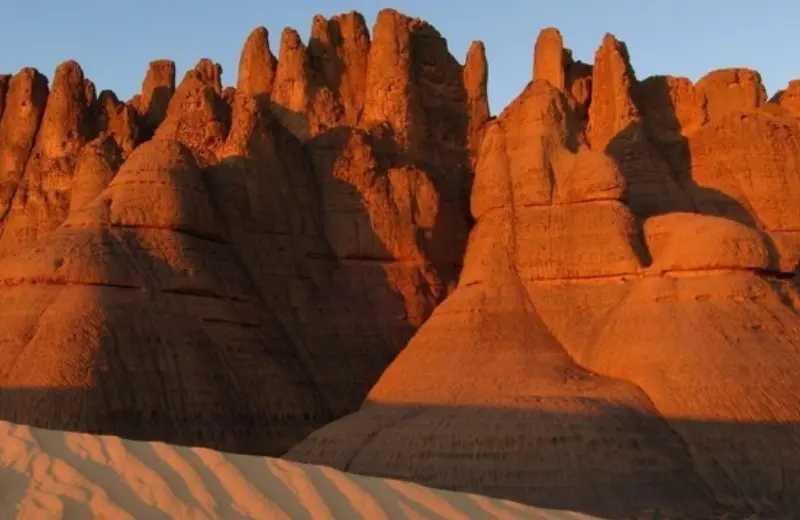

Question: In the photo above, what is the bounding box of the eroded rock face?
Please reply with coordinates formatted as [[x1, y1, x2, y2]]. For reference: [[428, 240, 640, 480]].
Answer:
[[0, 140, 332, 454], [3, 13, 800, 519], [0, 75, 10, 119], [286, 81, 716, 519], [533, 27, 566, 90], [288, 31, 800, 516], [0, 61, 95, 255], [153, 60, 230, 166], [696, 68, 766, 122], [237, 27, 277, 98], [772, 79, 800, 117], [137, 59, 176, 134], [0, 68, 49, 226], [464, 41, 490, 162]]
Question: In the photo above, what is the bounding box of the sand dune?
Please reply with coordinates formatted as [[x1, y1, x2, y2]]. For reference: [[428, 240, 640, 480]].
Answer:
[[0, 420, 600, 520]]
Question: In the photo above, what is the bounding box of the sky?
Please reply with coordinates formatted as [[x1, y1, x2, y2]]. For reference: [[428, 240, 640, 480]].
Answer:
[[1, 1, 798, 114]]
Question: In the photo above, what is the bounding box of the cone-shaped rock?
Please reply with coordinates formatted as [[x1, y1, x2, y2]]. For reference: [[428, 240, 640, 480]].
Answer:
[[287, 79, 716, 520], [464, 41, 490, 162], [236, 27, 277, 98], [533, 27, 566, 90], [0, 139, 334, 455]]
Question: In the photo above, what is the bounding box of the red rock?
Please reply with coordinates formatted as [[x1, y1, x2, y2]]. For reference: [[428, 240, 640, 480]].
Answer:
[[770, 79, 800, 117], [464, 41, 490, 162], [696, 68, 766, 121], [194, 58, 223, 94], [138, 59, 175, 133], [533, 27, 566, 90], [270, 28, 312, 140], [588, 34, 640, 151], [153, 60, 230, 166], [0, 74, 10, 119], [0, 61, 93, 254], [0, 68, 48, 226], [236, 27, 277, 98]]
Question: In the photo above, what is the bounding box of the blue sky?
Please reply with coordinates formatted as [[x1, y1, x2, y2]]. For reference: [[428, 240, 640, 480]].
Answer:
[[1, 1, 798, 113]]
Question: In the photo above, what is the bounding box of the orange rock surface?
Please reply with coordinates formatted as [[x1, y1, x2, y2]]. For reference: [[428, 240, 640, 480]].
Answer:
[[1, 10, 800, 519]]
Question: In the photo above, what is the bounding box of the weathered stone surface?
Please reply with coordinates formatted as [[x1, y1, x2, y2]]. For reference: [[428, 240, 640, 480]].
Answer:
[[68, 134, 123, 213], [236, 27, 277, 98], [533, 27, 566, 90], [687, 109, 800, 233], [95, 90, 140, 155], [222, 86, 236, 106], [137, 59, 175, 133], [644, 212, 772, 272], [194, 58, 223, 94], [152, 60, 230, 166], [588, 34, 639, 151], [0, 61, 94, 255], [271, 28, 311, 140], [771, 79, 800, 117], [0, 139, 332, 455], [2, 14, 800, 519], [588, 35, 694, 219], [565, 60, 592, 121], [286, 75, 715, 520], [695, 68, 767, 122], [0, 75, 10, 120], [464, 41, 490, 162], [0, 68, 49, 226], [308, 12, 370, 128]]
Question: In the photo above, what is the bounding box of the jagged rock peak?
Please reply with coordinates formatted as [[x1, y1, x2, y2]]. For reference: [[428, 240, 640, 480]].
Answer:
[[588, 32, 640, 151], [270, 27, 311, 139], [533, 27, 566, 90], [138, 59, 175, 131], [35, 60, 93, 158], [464, 40, 490, 159], [237, 26, 277, 97], [194, 58, 224, 93]]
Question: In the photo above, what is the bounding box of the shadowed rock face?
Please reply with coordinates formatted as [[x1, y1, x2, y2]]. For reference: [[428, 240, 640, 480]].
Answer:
[[0, 8, 478, 456], [2, 12, 800, 520], [286, 25, 800, 520]]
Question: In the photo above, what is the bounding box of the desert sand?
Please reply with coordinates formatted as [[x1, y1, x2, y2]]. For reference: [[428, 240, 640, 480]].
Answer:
[[0, 420, 598, 520]]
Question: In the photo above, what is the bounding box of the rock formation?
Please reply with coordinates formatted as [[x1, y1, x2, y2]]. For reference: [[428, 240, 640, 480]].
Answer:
[[286, 25, 800, 519], [1, 12, 800, 520], [0, 8, 477, 457]]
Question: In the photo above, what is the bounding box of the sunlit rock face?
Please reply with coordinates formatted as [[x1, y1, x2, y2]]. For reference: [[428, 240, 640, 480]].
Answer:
[[0, 9, 480, 456], [287, 27, 800, 520], [1, 12, 800, 520]]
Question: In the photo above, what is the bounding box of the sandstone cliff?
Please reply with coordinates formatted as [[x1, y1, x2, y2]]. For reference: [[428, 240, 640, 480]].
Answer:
[[0, 9, 478, 455], [286, 25, 800, 520], [1, 11, 800, 520]]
